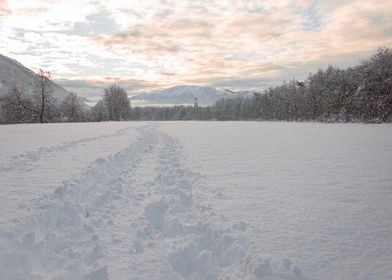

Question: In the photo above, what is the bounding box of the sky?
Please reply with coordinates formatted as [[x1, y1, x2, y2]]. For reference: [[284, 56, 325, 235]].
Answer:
[[0, 0, 391, 101]]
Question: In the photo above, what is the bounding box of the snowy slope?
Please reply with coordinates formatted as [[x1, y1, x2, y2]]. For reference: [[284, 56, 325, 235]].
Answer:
[[161, 122, 392, 280], [1, 122, 392, 280], [0, 53, 70, 99], [131, 85, 251, 106]]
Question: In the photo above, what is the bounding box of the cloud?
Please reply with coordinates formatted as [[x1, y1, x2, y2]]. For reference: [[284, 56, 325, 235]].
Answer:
[[54, 76, 172, 98], [16, 7, 48, 16], [71, 7, 119, 36], [0, 0, 10, 19], [210, 77, 281, 90], [1, 0, 391, 102]]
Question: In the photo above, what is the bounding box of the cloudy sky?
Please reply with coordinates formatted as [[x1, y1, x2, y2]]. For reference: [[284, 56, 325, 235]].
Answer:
[[0, 0, 391, 100]]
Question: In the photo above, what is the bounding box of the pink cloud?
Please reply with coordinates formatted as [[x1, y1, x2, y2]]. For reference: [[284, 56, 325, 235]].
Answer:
[[0, 0, 10, 18], [1, 0, 392, 97]]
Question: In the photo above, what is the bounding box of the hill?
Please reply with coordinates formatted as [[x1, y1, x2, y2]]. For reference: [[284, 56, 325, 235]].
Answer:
[[0, 54, 69, 99], [131, 85, 251, 106]]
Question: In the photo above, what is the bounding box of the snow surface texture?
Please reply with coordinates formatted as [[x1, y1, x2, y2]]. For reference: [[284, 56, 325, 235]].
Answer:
[[1, 122, 391, 280]]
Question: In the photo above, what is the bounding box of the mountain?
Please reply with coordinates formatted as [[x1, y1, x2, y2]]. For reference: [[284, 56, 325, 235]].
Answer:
[[131, 85, 252, 106], [0, 54, 69, 99]]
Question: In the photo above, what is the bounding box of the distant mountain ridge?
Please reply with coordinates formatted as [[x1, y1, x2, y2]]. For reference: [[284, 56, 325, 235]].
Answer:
[[0, 54, 70, 99], [131, 85, 252, 106]]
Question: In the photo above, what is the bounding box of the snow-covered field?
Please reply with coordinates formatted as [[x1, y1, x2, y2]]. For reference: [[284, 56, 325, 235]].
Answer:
[[0, 122, 391, 280]]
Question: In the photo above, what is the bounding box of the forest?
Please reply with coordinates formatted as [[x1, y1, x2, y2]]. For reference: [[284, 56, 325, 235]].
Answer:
[[1, 48, 391, 123]]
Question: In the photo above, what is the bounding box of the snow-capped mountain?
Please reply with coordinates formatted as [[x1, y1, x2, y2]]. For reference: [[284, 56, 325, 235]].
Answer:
[[131, 85, 252, 106], [0, 54, 70, 99]]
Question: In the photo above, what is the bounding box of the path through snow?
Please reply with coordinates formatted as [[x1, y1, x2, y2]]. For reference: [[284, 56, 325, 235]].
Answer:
[[0, 124, 304, 280]]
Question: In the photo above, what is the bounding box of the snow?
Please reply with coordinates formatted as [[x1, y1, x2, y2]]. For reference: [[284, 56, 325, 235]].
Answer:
[[1, 121, 392, 279], [0, 122, 144, 229], [131, 85, 250, 106]]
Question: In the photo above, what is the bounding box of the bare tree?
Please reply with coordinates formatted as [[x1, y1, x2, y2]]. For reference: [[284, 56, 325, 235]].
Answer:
[[34, 69, 54, 123], [60, 92, 83, 122], [0, 81, 34, 123], [92, 100, 108, 121], [103, 85, 131, 121]]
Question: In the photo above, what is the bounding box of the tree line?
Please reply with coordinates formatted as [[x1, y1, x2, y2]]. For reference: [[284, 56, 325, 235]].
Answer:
[[0, 70, 90, 123], [0, 74, 131, 124], [1, 47, 391, 124], [130, 48, 392, 122]]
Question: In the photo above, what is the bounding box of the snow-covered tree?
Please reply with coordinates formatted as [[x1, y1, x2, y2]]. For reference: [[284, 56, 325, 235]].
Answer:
[[60, 92, 85, 122], [0, 81, 34, 123], [103, 85, 131, 121], [92, 100, 108, 121]]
